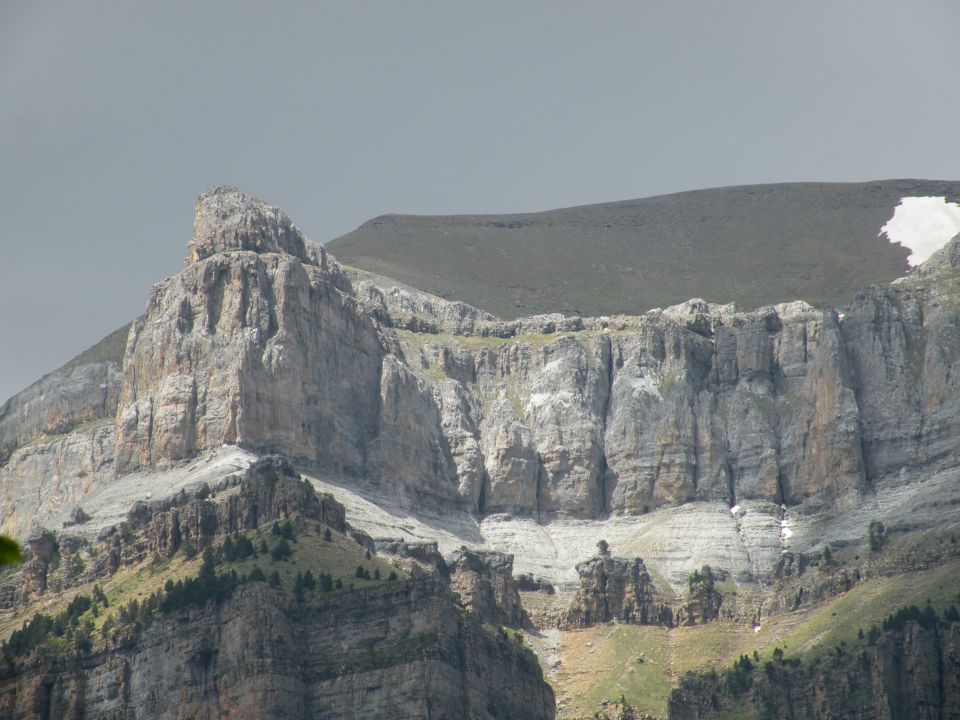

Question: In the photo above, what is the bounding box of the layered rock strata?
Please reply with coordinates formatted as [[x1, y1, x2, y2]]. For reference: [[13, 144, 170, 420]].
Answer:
[[448, 548, 525, 628], [669, 618, 960, 719], [10, 455, 345, 605], [3, 188, 960, 537], [0, 580, 555, 720]]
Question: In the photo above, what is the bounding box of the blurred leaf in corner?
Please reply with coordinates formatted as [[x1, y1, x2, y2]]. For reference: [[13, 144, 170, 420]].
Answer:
[[0, 536, 21, 566]]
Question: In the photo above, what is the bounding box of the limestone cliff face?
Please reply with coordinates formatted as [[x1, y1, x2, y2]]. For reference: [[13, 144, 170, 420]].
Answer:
[[9, 456, 346, 607], [104, 187, 874, 518], [0, 323, 127, 465], [0, 423, 115, 538], [448, 548, 525, 628], [0, 580, 555, 720], [4, 188, 960, 537], [669, 618, 960, 720], [115, 188, 384, 476]]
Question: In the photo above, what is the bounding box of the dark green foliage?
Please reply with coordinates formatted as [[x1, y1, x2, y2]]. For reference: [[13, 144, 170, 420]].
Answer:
[[194, 483, 212, 500], [374, 568, 381, 580], [365, 549, 371, 560], [270, 539, 293, 561], [221, 536, 235, 562], [5, 593, 93, 657], [320, 573, 334, 592], [92, 584, 109, 607], [821, 545, 835, 567], [181, 536, 198, 560], [269, 571, 282, 587], [387, 571, 398, 582], [259, 539, 269, 555], [334, 578, 343, 590], [881, 604, 939, 632], [248, 566, 266, 583], [272, 520, 297, 542], [868, 520, 886, 553], [323, 528, 332, 542], [220, 534, 256, 562], [945, 605, 960, 623]]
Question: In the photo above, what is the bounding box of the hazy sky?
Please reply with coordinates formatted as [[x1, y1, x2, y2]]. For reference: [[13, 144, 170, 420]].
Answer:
[[2, 1, 960, 401]]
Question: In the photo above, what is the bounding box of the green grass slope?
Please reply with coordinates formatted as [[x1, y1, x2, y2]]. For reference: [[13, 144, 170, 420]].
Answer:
[[330, 180, 960, 318]]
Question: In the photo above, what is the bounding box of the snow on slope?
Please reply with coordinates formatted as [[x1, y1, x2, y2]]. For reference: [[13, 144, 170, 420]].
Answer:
[[880, 196, 960, 266]]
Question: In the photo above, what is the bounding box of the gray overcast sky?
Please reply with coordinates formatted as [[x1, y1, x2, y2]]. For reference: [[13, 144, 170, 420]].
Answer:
[[2, 1, 960, 402]]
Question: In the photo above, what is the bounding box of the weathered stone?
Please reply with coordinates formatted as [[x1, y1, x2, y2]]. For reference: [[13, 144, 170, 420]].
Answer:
[[566, 548, 672, 627], [0, 581, 555, 720], [448, 547, 525, 628]]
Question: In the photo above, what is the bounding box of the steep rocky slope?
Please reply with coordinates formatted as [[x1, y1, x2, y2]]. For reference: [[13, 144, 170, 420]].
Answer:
[[2, 186, 960, 717], [669, 612, 960, 719], [0, 456, 554, 719]]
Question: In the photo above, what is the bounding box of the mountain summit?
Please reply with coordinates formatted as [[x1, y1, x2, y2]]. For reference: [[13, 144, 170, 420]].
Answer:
[[330, 180, 960, 317], [1, 186, 959, 718]]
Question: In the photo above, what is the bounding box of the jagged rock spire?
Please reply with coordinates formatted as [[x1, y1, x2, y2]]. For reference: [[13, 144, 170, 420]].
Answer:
[[187, 186, 311, 264]]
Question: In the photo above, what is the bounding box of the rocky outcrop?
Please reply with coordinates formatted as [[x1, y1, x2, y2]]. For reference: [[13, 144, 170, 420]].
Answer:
[[0, 579, 555, 720], [669, 616, 960, 720], [678, 565, 723, 625], [0, 422, 115, 538], [374, 539, 449, 579], [566, 547, 672, 627], [448, 548, 525, 628], [7, 455, 347, 603], [0, 324, 127, 465], [7, 188, 960, 537]]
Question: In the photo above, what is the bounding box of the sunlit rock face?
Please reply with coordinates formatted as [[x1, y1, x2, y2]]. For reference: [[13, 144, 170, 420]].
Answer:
[[8, 186, 960, 541]]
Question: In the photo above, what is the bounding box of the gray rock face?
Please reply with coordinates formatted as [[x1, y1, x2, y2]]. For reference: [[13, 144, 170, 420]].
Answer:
[[187, 185, 313, 264], [448, 548, 525, 628], [0, 423, 115, 538], [0, 354, 122, 465], [566, 549, 670, 627], [5, 188, 960, 540], [670, 618, 960, 720], [0, 581, 555, 720], [116, 189, 385, 477]]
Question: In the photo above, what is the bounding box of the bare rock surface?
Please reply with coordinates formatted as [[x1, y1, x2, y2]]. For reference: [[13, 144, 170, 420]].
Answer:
[[0, 580, 555, 720], [566, 547, 671, 627], [2, 186, 960, 630], [448, 547, 525, 627]]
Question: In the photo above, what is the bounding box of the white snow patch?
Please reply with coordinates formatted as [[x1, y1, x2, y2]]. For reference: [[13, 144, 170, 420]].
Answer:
[[730, 504, 741, 514], [779, 519, 793, 540], [754, 625, 762, 634], [880, 196, 960, 266]]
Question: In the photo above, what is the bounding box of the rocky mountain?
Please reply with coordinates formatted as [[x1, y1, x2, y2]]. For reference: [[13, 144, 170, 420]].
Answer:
[[669, 609, 960, 719], [329, 180, 960, 318], [2, 185, 959, 718], [0, 456, 554, 719]]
